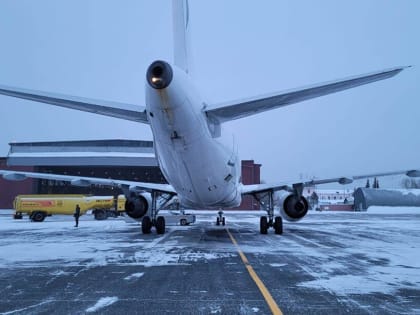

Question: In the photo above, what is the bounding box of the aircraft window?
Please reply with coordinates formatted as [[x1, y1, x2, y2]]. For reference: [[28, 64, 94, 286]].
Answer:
[[208, 185, 217, 191], [224, 174, 232, 182], [171, 131, 179, 139]]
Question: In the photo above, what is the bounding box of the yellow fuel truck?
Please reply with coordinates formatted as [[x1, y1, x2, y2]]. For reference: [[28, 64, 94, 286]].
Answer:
[[13, 194, 126, 222]]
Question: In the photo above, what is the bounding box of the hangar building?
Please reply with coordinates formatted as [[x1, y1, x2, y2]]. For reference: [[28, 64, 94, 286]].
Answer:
[[353, 187, 420, 210], [0, 140, 261, 209], [0, 139, 164, 208]]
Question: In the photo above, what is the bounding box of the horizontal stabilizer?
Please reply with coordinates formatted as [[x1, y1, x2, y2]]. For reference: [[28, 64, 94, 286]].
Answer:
[[0, 84, 149, 124], [206, 66, 410, 123]]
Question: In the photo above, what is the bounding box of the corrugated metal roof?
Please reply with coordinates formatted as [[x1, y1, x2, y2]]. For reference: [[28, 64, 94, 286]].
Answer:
[[6, 139, 157, 167]]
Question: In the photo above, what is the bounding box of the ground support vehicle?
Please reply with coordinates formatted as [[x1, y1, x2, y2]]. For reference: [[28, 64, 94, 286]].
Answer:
[[164, 210, 196, 226], [13, 194, 126, 222]]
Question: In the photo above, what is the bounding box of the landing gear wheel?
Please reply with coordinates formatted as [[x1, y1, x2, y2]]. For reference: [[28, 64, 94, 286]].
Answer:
[[180, 218, 187, 226], [222, 217, 225, 226], [156, 216, 166, 234], [260, 216, 268, 234], [216, 217, 220, 226], [141, 216, 152, 234], [274, 216, 283, 235]]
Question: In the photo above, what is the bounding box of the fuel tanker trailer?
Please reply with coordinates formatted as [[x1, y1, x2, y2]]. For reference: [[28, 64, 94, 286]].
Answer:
[[13, 194, 126, 222]]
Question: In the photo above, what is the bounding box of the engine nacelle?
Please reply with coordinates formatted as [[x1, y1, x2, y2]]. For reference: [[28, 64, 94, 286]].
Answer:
[[146, 60, 173, 89], [275, 191, 309, 222], [124, 192, 151, 219]]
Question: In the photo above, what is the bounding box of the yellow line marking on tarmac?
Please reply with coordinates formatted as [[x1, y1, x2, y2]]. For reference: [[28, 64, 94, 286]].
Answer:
[[226, 228, 283, 315]]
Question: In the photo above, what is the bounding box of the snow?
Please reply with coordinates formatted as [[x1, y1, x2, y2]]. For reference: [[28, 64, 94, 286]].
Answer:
[[0, 207, 419, 298], [367, 206, 420, 214], [0, 213, 235, 268], [360, 189, 420, 197], [85, 296, 119, 313], [291, 210, 420, 295], [124, 272, 144, 280], [0, 300, 53, 315], [269, 263, 287, 268], [209, 305, 222, 314]]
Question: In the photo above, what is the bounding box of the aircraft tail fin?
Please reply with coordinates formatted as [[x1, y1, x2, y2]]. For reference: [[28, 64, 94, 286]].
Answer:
[[172, 0, 192, 74]]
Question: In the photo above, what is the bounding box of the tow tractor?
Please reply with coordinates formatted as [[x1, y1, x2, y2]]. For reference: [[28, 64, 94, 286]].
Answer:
[[164, 210, 196, 226]]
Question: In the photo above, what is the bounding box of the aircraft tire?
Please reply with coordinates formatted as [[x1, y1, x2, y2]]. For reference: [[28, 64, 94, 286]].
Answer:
[[180, 219, 187, 226], [274, 216, 283, 235], [142, 216, 152, 234], [216, 217, 220, 226], [260, 216, 268, 234], [222, 217, 225, 226], [156, 216, 166, 234]]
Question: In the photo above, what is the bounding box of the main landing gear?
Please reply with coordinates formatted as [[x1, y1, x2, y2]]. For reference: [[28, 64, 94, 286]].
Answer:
[[259, 215, 283, 235], [142, 215, 166, 234], [141, 190, 175, 235], [216, 210, 225, 226], [253, 190, 283, 235]]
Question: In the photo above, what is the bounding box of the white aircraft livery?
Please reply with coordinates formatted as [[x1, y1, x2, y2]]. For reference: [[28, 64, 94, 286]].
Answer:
[[0, 1, 418, 235]]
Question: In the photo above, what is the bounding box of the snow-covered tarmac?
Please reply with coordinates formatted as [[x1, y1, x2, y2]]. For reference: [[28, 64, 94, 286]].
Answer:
[[0, 208, 419, 314]]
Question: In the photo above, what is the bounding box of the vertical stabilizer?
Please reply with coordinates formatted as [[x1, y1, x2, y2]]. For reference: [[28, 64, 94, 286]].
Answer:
[[172, 0, 191, 74]]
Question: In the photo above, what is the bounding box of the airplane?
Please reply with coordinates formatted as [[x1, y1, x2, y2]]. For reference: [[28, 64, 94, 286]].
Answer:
[[0, 1, 418, 235]]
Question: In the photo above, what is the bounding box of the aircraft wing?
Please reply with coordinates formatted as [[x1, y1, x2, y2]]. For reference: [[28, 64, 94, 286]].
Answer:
[[0, 170, 175, 194], [240, 169, 420, 195], [205, 66, 409, 123], [0, 84, 149, 124]]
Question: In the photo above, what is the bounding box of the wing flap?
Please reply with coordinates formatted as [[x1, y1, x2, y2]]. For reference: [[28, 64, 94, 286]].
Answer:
[[206, 66, 409, 123], [0, 84, 149, 123]]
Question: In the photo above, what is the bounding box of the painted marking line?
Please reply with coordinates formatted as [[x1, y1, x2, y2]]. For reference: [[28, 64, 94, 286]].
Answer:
[[226, 228, 283, 315]]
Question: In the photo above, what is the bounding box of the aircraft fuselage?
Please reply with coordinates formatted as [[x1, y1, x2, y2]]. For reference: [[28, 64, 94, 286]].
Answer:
[[146, 62, 241, 208]]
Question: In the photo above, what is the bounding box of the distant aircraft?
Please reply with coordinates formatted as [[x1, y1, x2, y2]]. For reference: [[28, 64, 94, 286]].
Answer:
[[0, 0, 417, 234]]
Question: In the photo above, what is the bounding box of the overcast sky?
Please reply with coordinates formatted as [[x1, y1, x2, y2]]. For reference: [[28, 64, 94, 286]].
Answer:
[[0, 1, 419, 187]]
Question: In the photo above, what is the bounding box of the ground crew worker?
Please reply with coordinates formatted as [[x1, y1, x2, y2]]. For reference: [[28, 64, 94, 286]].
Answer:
[[74, 204, 81, 227]]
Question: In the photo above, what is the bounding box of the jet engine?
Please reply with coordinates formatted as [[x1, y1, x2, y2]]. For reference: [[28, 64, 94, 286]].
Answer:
[[146, 60, 173, 89], [275, 191, 309, 222], [124, 192, 151, 219]]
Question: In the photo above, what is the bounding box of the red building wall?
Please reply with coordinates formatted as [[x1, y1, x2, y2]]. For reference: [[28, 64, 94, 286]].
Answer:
[[0, 158, 262, 210], [234, 160, 261, 210], [0, 158, 35, 209]]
